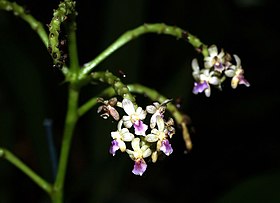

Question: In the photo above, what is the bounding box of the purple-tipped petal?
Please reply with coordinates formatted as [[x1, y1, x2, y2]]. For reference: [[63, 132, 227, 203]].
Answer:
[[109, 140, 119, 156], [214, 62, 224, 73], [132, 159, 147, 176], [160, 139, 173, 156], [193, 81, 208, 94], [133, 120, 148, 136], [238, 75, 250, 87]]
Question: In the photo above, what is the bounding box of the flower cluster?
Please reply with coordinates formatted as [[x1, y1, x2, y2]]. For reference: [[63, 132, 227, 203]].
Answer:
[[97, 97, 175, 176], [192, 45, 250, 97]]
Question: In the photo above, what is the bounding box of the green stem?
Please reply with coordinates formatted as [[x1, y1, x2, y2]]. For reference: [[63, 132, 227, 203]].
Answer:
[[0, 0, 49, 47], [48, 0, 76, 68], [0, 147, 52, 194], [91, 71, 136, 104], [67, 21, 80, 80], [79, 23, 207, 78], [52, 86, 79, 203]]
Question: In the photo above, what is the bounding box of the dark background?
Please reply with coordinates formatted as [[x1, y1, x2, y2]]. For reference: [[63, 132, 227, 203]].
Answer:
[[1, 0, 280, 202]]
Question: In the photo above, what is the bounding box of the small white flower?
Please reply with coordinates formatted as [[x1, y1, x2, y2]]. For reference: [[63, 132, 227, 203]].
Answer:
[[122, 98, 148, 136], [110, 120, 134, 152], [145, 116, 173, 155], [145, 116, 166, 143], [204, 45, 225, 71], [126, 138, 152, 176], [126, 138, 152, 160], [192, 58, 221, 97], [225, 55, 250, 89], [146, 99, 171, 129]]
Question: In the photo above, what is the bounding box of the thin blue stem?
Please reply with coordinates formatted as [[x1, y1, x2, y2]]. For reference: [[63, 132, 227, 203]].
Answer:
[[43, 118, 58, 181]]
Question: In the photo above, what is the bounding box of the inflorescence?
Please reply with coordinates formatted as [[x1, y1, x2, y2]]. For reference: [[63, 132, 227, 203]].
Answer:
[[97, 44, 250, 176], [192, 44, 250, 97], [97, 97, 175, 176]]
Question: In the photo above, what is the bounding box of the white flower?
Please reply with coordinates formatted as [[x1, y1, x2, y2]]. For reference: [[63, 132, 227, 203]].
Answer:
[[225, 54, 250, 89], [122, 98, 148, 136], [126, 138, 152, 176], [126, 138, 152, 160], [204, 45, 225, 71], [110, 120, 134, 152], [145, 116, 173, 156], [146, 99, 171, 129], [192, 58, 221, 97]]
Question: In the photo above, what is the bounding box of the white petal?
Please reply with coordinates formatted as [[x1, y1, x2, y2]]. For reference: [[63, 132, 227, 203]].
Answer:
[[156, 116, 165, 131], [142, 148, 152, 158], [218, 50, 225, 59], [146, 105, 156, 114], [145, 134, 158, 142], [123, 116, 133, 128], [191, 58, 200, 72], [137, 108, 147, 120], [122, 130, 134, 141], [126, 149, 135, 159], [205, 88, 211, 97], [131, 138, 140, 151], [225, 69, 235, 77], [204, 60, 213, 69], [122, 98, 135, 115], [117, 120, 123, 131], [233, 54, 241, 67], [208, 45, 218, 56], [111, 131, 120, 139], [118, 140, 126, 152], [150, 114, 157, 129], [209, 76, 220, 85]]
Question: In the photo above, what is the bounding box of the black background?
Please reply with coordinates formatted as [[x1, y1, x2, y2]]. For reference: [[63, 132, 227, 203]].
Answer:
[[1, 0, 280, 202]]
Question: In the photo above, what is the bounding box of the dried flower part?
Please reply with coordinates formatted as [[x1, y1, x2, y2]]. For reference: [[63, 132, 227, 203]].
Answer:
[[97, 97, 120, 121]]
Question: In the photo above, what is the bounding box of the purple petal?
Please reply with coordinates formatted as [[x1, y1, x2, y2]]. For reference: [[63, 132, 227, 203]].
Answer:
[[193, 81, 208, 94], [160, 139, 173, 156], [133, 120, 148, 136], [109, 140, 119, 156], [132, 159, 147, 176], [238, 75, 250, 87], [214, 62, 224, 72]]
